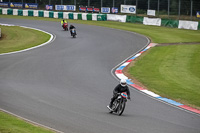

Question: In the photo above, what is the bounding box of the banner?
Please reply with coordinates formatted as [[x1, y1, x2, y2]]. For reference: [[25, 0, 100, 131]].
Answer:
[[46, 5, 53, 10], [93, 8, 100, 13], [86, 7, 93, 12], [0, 2, 9, 8], [121, 5, 136, 14], [55, 5, 76, 11], [112, 7, 118, 14], [143, 17, 161, 26], [79, 6, 86, 12], [147, 10, 155, 16], [197, 11, 200, 18], [24, 3, 38, 9], [10, 2, 23, 8], [101, 7, 110, 13], [178, 20, 198, 30], [107, 14, 127, 23], [66, 5, 76, 11]]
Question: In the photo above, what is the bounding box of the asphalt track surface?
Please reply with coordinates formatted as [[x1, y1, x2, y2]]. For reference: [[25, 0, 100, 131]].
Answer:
[[0, 18, 200, 133]]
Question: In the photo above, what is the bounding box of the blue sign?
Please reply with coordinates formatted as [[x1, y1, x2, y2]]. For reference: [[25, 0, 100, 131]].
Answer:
[[66, 5, 75, 11], [0, 2, 9, 8], [24, 3, 38, 9], [112, 7, 118, 14], [129, 7, 135, 12], [55, 5, 76, 11], [56, 5, 64, 10], [10, 2, 23, 8], [101, 7, 110, 13], [46, 5, 53, 10]]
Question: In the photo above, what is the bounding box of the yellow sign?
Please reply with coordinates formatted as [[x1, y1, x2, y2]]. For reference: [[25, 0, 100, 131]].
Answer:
[[197, 12, 200, 18]]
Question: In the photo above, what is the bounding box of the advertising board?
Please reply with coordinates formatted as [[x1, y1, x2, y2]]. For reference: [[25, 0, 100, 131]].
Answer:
[[197, 11, 200, 18], [55, 5, 76, 11], [79, 6, 86, 12], [101, 7, 110, 13], [93, 8, 100, 13], [24, 3, 38, 9], [86, 7, 93, 12], [0, 2, 9, 8], [121, 5, 136, 14], [46, 5, 53, 10], [112, 7, 118, 14], [10, 2, 23, 8], [147, 9, 155, 16]]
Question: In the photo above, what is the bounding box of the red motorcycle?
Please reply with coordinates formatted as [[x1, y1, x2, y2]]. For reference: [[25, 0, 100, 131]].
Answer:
[[63, 23, 68, 31]]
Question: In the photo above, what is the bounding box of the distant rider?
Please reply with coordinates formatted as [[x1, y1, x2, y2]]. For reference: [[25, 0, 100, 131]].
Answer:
[[69, 25, 76, 35], [107, 79, 131, 110], [61, 19, 68, 28]]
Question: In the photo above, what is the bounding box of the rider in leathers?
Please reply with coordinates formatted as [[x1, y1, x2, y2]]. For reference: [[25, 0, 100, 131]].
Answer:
[[69, 25, 76, 35], [107, 79, 131, 110]]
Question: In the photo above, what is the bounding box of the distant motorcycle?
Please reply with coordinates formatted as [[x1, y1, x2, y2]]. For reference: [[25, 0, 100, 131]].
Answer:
[[70, 28, 77, 38], [108, 92, 129, 116], [63, 23, 68, 31]]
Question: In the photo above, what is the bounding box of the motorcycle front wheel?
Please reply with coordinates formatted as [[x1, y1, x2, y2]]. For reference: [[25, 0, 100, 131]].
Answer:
[[117, 100, 126, 116]]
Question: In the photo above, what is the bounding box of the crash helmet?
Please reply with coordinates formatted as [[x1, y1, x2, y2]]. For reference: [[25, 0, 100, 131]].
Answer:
[[120, 79, 127, 87]]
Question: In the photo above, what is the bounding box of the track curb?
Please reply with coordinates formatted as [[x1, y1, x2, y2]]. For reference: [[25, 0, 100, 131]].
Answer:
[[114, 42, 200, 115]]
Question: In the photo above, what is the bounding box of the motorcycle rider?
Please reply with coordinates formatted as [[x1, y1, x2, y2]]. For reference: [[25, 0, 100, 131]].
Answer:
[[61, 19, 68, 28], [69, 24, 76, 35], [107, 79, 131, 111]]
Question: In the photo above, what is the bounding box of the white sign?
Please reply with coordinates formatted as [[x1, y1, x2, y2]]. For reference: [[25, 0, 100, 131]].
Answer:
[[101, 7, 110, 13], [147, 10, 156, 16], [120, 5, 136, 14]]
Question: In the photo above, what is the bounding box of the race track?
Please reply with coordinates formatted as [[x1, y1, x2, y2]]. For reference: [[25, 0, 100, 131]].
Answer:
[[0, 18, 200, 133]]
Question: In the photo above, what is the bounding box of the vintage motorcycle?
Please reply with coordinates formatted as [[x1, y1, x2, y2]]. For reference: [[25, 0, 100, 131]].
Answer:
[[108, 92, 129, 116], [70, 28, 77, 38], [63, 23, 68, 31]]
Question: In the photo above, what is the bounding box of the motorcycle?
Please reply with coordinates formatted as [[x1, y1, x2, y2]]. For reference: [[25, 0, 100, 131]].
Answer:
[[63, 23, 68, 31], [108, 92, 129, 116], [70, 28, 77, 38]]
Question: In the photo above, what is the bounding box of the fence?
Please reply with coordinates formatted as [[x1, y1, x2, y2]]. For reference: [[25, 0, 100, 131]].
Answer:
[[1, 0, 200, 20]]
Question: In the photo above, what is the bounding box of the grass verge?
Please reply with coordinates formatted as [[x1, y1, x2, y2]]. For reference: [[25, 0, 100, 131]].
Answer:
[[1, 14, 200, 43], [128, 44, 200, 109], [0, 25, 50, 54], [0, 111, 54, 133]]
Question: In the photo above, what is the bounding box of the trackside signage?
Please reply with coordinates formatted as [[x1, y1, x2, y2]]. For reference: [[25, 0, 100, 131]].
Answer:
[[24, 3, 38, 9], [46, 5, 53, 10], [121, 5, 136, 14], [0, 2, 9, 8], [197, 11, 200, 18], [10, 2, 23, 8], [101, 7, 110, 13], [55, 5, 76, 11]]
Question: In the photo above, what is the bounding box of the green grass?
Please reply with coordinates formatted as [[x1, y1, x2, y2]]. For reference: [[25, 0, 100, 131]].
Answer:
[[0, 25, 50, 54], [0, 111, 54, 133], [128, 45, 200, 109], [1, 15, 200, 43]]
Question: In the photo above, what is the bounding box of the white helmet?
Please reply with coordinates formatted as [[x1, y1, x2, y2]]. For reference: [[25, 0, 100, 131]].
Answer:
[[120, 79, 127, 87]]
